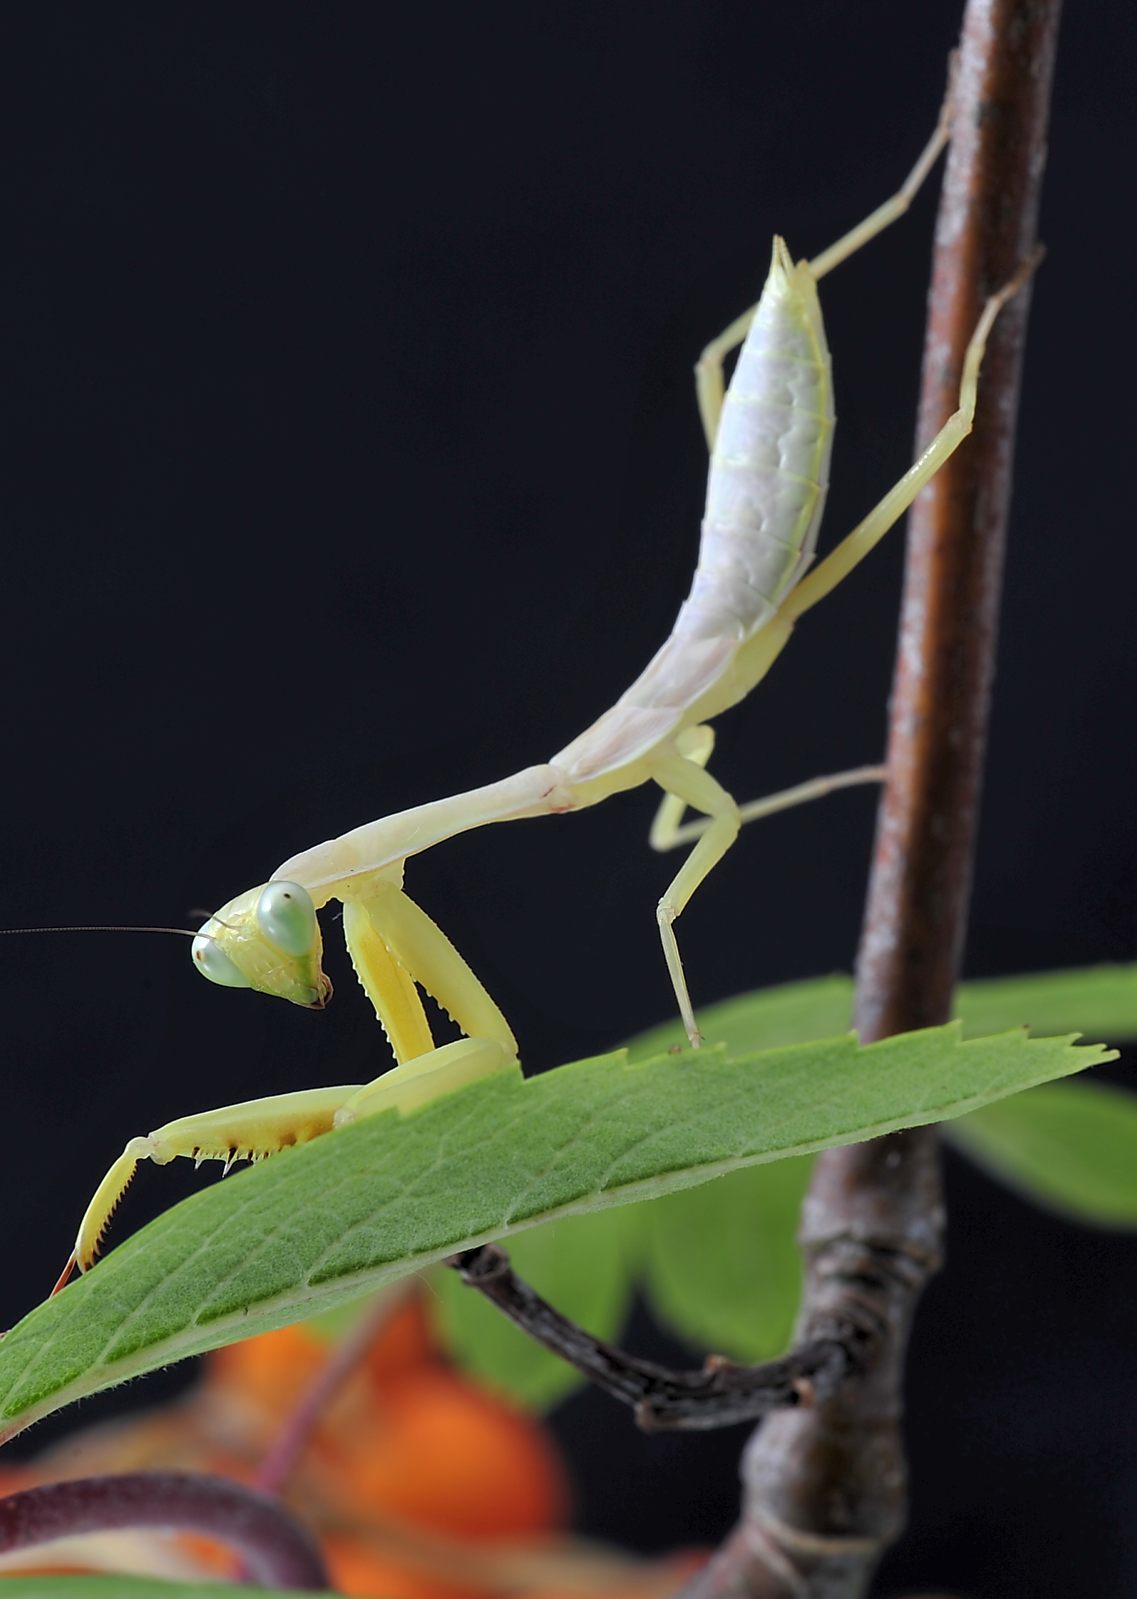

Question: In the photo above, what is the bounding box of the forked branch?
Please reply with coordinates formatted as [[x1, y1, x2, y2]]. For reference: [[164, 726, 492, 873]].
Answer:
[[451, 1243, 868, 1431]]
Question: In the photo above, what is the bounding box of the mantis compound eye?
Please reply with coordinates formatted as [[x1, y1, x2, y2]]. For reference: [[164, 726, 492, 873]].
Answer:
[[191, 932, 251, 988], [255, 881, 317, 958]]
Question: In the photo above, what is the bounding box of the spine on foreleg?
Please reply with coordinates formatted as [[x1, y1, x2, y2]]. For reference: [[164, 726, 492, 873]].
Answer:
[[679, 237, 835, 643]]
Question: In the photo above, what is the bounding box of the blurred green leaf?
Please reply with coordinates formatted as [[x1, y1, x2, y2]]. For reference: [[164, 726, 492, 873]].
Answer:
[[956, 964, 1137, 1042], [628, 975, 854, 1058], [642, 1156, 813, 1363], [618, 963, 1137, 1375], [629, 963, 1137, 1059], [948, 1079, 1137, 1227]]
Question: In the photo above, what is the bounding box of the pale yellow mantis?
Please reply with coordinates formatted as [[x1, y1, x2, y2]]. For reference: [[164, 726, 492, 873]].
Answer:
[[55, 81, 1038, 1289]]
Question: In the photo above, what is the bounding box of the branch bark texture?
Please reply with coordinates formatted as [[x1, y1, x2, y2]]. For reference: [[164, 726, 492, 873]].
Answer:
[[452, 1243, 866, 1431], [682, 3, 1059, 1596]]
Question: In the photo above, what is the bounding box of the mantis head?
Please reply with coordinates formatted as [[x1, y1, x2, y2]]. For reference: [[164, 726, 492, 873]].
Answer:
[[192, 880, 332, 1008]]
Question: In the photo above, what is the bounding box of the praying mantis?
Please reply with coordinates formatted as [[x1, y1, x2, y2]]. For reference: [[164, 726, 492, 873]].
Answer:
[[55, 79, 1038, 1290]]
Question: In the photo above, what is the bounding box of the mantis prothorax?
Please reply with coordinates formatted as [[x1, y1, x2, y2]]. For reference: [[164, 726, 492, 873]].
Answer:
[[55, 78, 1039, 1289]]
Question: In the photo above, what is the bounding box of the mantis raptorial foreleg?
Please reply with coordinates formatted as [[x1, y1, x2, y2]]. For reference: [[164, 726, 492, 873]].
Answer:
[[59, 879, 520, 1286], [341, 891, 437, 1064], [335, 882, 519, 1124], [60, 1085, 365, 1286], [694, 62, 957, 449]]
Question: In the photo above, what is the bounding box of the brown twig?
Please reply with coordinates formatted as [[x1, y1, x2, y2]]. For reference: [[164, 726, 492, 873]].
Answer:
[[681, 3, 1060, 1596], [451, 1243, 866, 1431], [0, 1472, 329, 1590]]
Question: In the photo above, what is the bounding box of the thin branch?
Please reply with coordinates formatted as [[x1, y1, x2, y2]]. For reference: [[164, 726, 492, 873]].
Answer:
[[682, 3, 1060, 1597], [0, 1472, 329, 1591], [451, 1244, 866, 1431], [255, 1286, 410, 1496]]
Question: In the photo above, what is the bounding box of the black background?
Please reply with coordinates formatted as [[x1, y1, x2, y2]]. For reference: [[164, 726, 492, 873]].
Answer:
[[3, 4, 1137, 1596]]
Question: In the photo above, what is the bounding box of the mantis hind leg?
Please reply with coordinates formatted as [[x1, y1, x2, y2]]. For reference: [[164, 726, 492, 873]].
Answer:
[[336, 883, 520, 1126], [649, 746, 741, 1048], [695, 60, 955, 449], [805, 59, 955, 282], [781, 251, 1041, 625]]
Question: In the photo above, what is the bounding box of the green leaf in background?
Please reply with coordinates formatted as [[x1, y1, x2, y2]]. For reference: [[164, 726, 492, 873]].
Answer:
[[370, 963, 1137, 1408], [947, 1079, 1137, 1227], [666, 967, 1137, 1235], [956, 964, 1137, 1042], [0, 1025, 1106, 1443], [628, 975, 855, 1058], [642, 1156, 813, 1364], [628, 962, 1137, 1058], [608, 962, 1137, 1399], [427, 1205, 642, 1409]]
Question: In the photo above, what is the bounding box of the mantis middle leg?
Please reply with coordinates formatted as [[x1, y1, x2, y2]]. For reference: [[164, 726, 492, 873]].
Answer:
[[650, 725, 885, 852], [649, 746, 741, 1047], [647, 739, 879, 1044]]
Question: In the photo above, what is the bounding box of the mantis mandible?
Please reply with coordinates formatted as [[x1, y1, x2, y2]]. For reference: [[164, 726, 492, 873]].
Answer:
[[55, 80, 1038, 1289]]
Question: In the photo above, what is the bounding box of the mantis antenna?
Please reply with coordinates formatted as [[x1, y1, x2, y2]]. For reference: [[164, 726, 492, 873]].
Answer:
[[0, 925, 202, 938], [0, 919, 268, 992]]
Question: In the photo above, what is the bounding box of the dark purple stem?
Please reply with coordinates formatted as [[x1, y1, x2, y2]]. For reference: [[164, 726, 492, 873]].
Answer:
[[255, 1289, 406, 1496], [0, 1472, 329, 1591]]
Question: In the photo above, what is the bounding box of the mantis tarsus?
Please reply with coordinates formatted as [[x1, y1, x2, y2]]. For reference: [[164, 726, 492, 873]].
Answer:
[[55, 81, 1038, 1289]]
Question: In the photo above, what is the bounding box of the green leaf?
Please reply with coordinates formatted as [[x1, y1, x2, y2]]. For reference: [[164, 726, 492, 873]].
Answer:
[[947, 1079, 1137, 1227], [642, 1156, 813, 1363], [0, 1580, 331, 1598], [459, 963, 1136, 1401], [0, 1026, 1110, 1444], [628, 963, 1137, 1058], [957, 964, 1137, 1042], [428, 1204, 640, 1409], [628, 975, 855, 1057]]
